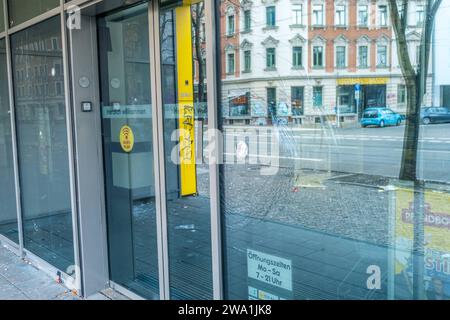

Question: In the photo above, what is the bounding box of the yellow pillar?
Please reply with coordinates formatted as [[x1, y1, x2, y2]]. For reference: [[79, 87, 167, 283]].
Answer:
[[175, 4, 197, 196]]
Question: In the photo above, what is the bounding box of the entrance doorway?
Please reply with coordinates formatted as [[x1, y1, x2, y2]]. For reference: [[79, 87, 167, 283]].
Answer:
[[98, 2, 159, 299], [357, 84, 387, 118], [361, 85, 386, 109], [95, 0, 213, 300]]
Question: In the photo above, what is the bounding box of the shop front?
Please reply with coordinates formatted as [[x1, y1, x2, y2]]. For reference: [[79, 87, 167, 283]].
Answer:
[[337, 77, 388, 119], [0, 0, 218, 300], [0, 0, 448, 302]]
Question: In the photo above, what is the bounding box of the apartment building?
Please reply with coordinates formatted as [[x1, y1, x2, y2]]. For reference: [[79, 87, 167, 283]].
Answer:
[[220, 0, 433, 126]]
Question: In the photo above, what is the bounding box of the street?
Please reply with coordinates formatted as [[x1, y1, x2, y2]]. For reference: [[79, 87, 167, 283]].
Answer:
[[222, 123, 450, 183]]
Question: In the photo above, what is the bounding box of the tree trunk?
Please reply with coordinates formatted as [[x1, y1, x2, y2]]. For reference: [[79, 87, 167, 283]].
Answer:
[[399, 80, 420, 181]]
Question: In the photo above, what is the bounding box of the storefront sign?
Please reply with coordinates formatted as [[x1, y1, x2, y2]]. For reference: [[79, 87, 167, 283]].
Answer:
[[394, 187, 450, 281], [247, 249, 292, 291], [102, 105, 152, 119], [119, 125, 134, 153], [337, 77, 388, 86]]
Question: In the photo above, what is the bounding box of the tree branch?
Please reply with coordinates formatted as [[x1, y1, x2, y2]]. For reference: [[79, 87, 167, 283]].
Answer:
[[401, 0, 409, 30], [388, 0, 416, 83]]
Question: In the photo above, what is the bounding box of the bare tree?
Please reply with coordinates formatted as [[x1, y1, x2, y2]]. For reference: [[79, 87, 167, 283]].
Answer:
[[192, 2, 206, 103], [389, 1, 443, 299], [388, 0, 442, 181]]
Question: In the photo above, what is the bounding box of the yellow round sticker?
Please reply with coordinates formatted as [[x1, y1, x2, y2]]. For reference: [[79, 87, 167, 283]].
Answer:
[[120, 125, 134, 153]]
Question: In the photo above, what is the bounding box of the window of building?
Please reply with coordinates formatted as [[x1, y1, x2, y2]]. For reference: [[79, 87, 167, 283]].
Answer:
[[377, 45, 388, 67], [10, 15, 74, 272], [0, 38, 18, 243], [227, 14, 235, 35], [244, 50, 251, 72], [336, 46, 346, 68], [227, 52, 235, 74], [51, 37, 58, 50], [292, 4, 303, 25], [312, 4, 324, 26], [358, 4, 368, 26], [358, 45, 369, 68], [337, 86, 356, 113], [244, 9, 251, 31], [291, 86, 304, 116], [335, 4, 347, 26], [229, 92, 251, 116], [201, 22, 206, 42], [378, 5, 388, 27], [416, 44, 421, 66], [416, 5, 425, 26], [217, 5, 450, 301], [56, 81, 63, 95], [398, 84, 406, 103], [8, 0, 60, 27], [266, 47, 276, 69], [266, 6, 276, 27], [313, 86, 323, 107], [267, 87, 277, 117], [313, 46, 324, 67], [0, 1, 4, 32], [292, 46, 303, 68]]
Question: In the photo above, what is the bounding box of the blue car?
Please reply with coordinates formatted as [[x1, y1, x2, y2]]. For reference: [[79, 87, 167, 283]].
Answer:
[[421, 107, 450, 125], [361, 107, 403, 128]]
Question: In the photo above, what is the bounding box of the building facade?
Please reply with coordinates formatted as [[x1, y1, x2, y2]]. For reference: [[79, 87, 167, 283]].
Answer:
[[0, 0, 449, 302], [221, 0, 433, 126]]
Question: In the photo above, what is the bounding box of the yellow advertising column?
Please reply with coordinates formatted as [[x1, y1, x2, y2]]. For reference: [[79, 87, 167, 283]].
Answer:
[[394, 186, 450, 295], [175, 3, 197, 196]]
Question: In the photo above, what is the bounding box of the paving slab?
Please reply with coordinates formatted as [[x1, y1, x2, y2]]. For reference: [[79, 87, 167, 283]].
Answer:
[[0, 246, 79, 300]]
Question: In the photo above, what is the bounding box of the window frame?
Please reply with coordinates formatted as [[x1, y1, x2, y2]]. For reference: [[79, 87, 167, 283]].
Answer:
[[335, 4, 347, 27], [358, 4, 369, 27], [266, 47, 276, 69], [312, 3, 324, 26], [313, 86, 323, 107], [313, 45, 324, 68], [335, 45, 347, 68], [292, 46, 303, 68], [266, 6, 276, 27]]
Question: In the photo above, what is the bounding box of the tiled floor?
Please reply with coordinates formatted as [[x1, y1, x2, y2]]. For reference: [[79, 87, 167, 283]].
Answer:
[[0, 245, 80, 300]]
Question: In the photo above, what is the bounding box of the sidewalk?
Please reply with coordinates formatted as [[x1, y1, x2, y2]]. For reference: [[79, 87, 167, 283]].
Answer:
[[0, 245, 80, 300]]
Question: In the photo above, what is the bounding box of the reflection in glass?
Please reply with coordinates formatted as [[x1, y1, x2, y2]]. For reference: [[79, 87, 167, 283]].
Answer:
[[11, 16, 74, 271], [160, 3, 213, 299], [0, 39, 18, 243], [0, 1, 5, 33], [218, 0, 450, 300], [8, 0, 60, 27], [98, 3, 159, 299]]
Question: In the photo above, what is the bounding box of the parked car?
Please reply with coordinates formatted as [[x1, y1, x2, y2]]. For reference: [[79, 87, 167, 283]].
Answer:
[[421, 107, 450, 125], [361, 107, 403, 128]]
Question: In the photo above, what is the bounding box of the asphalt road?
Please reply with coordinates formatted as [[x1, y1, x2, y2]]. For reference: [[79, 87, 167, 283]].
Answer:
[[222, 123, 450, 183]]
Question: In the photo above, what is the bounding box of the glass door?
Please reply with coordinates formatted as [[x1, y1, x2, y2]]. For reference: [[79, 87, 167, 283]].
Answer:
[[159, 1, 213, 300], [97, 2, 160, 299]]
